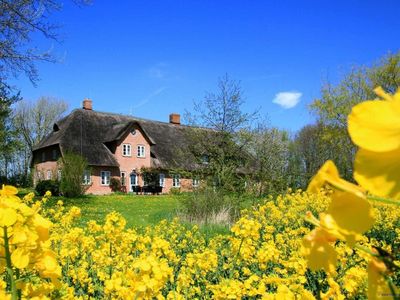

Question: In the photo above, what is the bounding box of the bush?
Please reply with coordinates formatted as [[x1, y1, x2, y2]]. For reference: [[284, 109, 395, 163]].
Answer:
[[35, 180, 60, 196], [59, 152, 88, 197], [110, 178, 121, 192]]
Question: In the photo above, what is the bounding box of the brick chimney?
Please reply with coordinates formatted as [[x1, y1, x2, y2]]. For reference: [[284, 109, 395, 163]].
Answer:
[[82, 98, 93, 110], [169, 113, 180, 125]]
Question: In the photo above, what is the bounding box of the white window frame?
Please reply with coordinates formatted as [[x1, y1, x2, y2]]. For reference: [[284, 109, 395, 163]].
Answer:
[[100, 171, 111, 186], [82, 170, 91, 185], [120, 171, 126, 186], [192, 178, 200, 188], [57, 170, 62, 181], [122, 144, 132, 157], [137, 145, 145, 158], [172, 174, 180, 188], [159, 173, 165, 187], [46, 170, 52, 180]]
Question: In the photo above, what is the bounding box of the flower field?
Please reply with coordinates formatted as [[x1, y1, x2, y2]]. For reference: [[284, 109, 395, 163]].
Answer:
[[1, 87, 400, 299]]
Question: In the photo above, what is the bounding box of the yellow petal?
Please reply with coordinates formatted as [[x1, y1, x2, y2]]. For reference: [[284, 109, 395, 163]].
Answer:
[[354, 148, 400, 199], [11, 248, 30, 269], [0, 208, 17, 227], [307, 160, 364, 197], [0, 185, 18, 196], [303, 228, 337, 274], [33, 214, 52, 242], [327, 191, 374, 246], [348, 88, 400, 152]]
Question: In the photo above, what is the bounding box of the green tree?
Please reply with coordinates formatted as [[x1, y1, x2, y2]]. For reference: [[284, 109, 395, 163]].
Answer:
[[309, 51, 400, 179], [58, 151, 88, 197], [0, 81, 21, 180]]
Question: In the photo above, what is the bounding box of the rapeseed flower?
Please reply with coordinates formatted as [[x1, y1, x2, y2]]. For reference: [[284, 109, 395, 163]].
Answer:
[[348, 87, 400, 199]]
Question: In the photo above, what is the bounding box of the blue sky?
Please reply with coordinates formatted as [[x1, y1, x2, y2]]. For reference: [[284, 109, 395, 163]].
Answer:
[[11, 0, 400, 132]]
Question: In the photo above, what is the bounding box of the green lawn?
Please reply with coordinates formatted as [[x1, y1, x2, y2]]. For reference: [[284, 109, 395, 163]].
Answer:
[[45, 193, 181, 228]]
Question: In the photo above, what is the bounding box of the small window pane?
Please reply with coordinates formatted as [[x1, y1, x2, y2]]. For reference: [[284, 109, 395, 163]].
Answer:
[[159, 173, 165, 187], [172, 174, 180, 187]]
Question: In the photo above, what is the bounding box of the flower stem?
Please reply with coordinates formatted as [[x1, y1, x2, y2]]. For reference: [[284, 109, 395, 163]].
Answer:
[[3, 226, 18, 300], [367, 195, 400, 206]]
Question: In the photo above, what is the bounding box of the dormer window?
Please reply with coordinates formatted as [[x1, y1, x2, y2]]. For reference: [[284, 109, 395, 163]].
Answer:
[[137, 145, 145, 158], [122, 144, 131, 156]]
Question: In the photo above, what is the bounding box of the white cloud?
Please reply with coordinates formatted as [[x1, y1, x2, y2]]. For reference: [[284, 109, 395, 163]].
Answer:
[[272, 91, 302, 109]]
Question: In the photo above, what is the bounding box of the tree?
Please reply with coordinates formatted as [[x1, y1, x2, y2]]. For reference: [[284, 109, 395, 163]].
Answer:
[[185, 74, 258, 194], [0, 0, 91, 84], [13, 96, 68, 180], [58, 151, 88, 197], [247, 122, 290, 197], [0, 81, 21, 180], [309, 51, 400, 180]]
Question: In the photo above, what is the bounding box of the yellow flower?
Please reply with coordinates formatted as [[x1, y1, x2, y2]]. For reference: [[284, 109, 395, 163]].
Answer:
[[302, 226, 337, 274], [354, 148, 400, 199], [327, 191, 374, 246], [368, 256, 391, 300], [0, 208, 17, 227], [307, 160, 364, 198], [348, 87, 400, 152], [11, 247, 30, 269], [0, 185, 18, 196], [348, 87, 400, 199]]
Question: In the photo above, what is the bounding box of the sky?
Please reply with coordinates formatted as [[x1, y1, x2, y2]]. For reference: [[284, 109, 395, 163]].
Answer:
[[10, 0, 400, 132]]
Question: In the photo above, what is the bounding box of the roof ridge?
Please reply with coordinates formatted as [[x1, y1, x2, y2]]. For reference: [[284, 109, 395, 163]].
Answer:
[[77, 108, 210, 130]]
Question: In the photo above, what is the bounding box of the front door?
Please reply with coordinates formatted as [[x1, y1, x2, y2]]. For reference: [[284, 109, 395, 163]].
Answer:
[[130, 173, 138, 192]]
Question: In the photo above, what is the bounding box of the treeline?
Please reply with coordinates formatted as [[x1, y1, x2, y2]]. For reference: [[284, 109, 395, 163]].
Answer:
[[186, 52, 400, 197]]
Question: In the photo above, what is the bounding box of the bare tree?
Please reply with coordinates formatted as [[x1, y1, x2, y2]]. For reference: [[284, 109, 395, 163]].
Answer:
[[13, 96, 68, 177], [0, 0, 91, 84]]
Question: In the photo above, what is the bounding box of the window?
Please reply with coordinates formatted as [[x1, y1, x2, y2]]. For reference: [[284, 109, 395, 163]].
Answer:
[[41, 152, 46, 162], [37, 171, 43, 181], [82, 170, 91, 185], [122, 144, 131, 156], [100, 171, 111, 185], [192, 178, 200, 188], [52, 149, 57, 160], [137, 145, 145, 157], [46, 170, 52, 180], [201, 155, 209, 165], [57, 170, 62, 181], [159, 173, 165, 187], [172, 174, 180, 188], [121, 172, 126, 186]]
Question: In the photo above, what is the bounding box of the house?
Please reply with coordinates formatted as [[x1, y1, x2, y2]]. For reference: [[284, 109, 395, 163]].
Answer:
[[32, 99, 203, 194]]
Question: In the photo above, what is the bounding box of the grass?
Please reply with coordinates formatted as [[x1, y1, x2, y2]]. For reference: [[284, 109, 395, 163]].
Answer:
[[20, 189, 250, 237], [45, 193, 180, 228]]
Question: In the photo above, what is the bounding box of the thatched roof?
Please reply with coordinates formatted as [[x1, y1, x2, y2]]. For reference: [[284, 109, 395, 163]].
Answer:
[[33, 109, 202, 169]]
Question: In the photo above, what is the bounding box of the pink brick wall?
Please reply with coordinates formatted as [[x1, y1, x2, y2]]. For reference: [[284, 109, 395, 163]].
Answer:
[[114, 124, 151, 192], [85, 166, 119, 195]]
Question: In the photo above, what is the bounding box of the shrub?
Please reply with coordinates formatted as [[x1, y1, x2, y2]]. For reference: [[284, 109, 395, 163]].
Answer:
[[59, 152, 88, 197], [35, 180, 60, 196], [110, 177, 121, 192]]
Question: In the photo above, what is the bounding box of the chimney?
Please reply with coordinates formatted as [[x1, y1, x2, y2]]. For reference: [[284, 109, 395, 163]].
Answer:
[[169, 113, 180, 125], [83, 98, 93, 110]]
